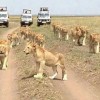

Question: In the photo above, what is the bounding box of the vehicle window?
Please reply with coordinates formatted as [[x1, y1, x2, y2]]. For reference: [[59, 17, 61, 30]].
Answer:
[[0, 14, 7, 17]]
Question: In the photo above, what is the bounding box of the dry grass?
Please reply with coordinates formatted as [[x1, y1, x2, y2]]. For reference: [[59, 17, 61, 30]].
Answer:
[[0, 16, 100, 99], [30, 16, 100, 87]]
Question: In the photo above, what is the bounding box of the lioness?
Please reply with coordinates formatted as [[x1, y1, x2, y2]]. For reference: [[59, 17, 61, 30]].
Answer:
[[59, 26, 69, 40], [0, 40, 10, 70], [20, 26, 30, 39], [52, 22, 58, 35], [20, 27, 26, 39], [7, 32, 20, 48], [71, 26, 88, 46], [34, 34, 45, 48], [52, 22, 62, 38], [89, 33, 100, 53], [55, 24, 62, 39], [24, 42, 67, 80]]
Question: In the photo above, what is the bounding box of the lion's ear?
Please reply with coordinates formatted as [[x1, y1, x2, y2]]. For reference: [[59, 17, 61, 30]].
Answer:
[[31, 43, 35, 47], [31, 43, 37, 51]]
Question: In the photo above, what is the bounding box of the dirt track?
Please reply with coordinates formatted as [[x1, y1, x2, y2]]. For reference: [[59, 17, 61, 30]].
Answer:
[[0, 22, 100, 100], [0, 27, 19, 100], [48, 67, 100, 100]]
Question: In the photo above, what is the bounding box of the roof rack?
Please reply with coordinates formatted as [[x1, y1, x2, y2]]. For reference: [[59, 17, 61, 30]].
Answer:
[[23, 9, 31, 14], [0, 7, 7, 11], [40, 7, 49, 11]]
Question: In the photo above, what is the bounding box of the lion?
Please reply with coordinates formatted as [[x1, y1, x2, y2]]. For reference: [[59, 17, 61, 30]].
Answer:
[[23, 42, 67, 80], [71, 26, 88, 46], [52, 22, 57, 35], [55, 24, 62, 39], [7, 32, 20, 48], [0, 40, 10, 70], [20, 26, 31, 40], [59, 26, 69, 40], [29, 31, 36, 42], [52, 22, 62, 38], [25, 28, 33, 41], [34, 34, 45, 48], [20, 27, 26, 39], [89, 33, 100, 53]]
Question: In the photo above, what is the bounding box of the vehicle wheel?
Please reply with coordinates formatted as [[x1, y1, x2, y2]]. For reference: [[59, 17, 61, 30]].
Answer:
[[29, 23, 31, 26], [21, 23, 23, 27], [37, 23, 40, 27], [6, 22, 9, 27], [48, 22, 51, 25], [31, 22, 33, 25]]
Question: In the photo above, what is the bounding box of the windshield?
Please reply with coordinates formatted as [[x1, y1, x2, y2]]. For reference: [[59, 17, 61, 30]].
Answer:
[[0, 14, 7, 17], [22, 15, 32, 18], [38, 13, 49, 17]]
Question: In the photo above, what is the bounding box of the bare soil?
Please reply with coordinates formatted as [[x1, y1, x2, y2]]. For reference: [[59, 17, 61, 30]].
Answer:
[[0, 26, 20, 100]]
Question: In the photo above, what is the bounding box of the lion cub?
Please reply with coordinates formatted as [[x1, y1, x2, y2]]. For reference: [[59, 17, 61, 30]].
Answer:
[[24, 42, 67, 80]]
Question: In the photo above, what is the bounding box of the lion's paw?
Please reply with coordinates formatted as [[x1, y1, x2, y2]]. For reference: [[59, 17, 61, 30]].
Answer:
[[63, 74, 67, 81], [2, 67, 7, 70], [49, 76, 54, 80], [34, 74, 43, 79]]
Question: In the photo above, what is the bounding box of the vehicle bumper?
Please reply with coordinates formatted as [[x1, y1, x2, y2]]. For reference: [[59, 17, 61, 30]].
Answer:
[[0, 21, 8, 25], [37, 20, 51, 24], [21, 21, 33, 25]]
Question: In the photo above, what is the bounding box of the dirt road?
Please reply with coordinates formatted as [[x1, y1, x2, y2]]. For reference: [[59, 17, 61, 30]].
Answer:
[[0, 27, 19, 100], [48, 67, 100, 100]]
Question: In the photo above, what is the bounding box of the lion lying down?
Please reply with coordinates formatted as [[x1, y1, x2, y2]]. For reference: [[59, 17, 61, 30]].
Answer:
[[24, 42, 67, 80], [0, 40, 10, 70]]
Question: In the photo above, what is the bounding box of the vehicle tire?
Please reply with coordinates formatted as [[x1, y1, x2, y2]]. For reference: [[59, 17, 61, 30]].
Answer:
[[37, 22, 40, 27], [29, 23, 32, 26], [6, 22, 9, 27], [48, 22, 51, 25], [31, 22, 33, 25], [21, 23, 23, 27]]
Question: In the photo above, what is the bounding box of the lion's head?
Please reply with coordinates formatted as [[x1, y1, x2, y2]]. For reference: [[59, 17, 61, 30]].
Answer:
[[24, 42, 37, 55]]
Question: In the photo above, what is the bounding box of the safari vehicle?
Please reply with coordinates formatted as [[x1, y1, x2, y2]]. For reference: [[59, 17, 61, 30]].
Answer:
[[37, 7, 51, 26], [20, 9, 33, 26], [0, 7, 9, 27]]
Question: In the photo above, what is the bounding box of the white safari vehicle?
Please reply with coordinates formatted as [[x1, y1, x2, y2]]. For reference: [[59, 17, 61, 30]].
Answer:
[[37, 7, 51, 26], [20, 9, 33, 26], [0, 7, 9, 27]]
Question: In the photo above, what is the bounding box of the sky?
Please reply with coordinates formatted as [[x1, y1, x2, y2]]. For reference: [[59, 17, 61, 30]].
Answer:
[[0, 0, 100, 15]]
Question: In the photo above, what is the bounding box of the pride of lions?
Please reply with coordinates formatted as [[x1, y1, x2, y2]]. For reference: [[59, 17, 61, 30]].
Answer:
[[0, 22, 100, 81], [52, 22, 100, 53]]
